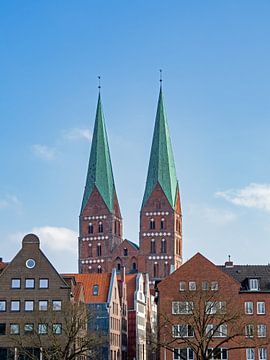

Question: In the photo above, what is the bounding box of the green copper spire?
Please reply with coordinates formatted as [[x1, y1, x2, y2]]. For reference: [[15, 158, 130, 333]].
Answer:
[[142, 87, 178, 208], [81, 93, 115, 213]]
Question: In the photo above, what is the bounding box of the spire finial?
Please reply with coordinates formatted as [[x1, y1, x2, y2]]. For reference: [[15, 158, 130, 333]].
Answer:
[[98, 76, 101, 92], [159, 69, 163, 87], [228, 255, 231, 262]]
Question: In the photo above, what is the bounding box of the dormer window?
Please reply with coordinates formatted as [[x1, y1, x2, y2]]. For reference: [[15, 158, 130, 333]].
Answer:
[[93, 285, 99, 296], [98, 222, 103, 233], [249, 279, 259, 291]]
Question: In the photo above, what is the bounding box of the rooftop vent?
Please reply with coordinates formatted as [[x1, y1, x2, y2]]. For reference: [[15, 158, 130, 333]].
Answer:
[[225, 255, 234, 268]]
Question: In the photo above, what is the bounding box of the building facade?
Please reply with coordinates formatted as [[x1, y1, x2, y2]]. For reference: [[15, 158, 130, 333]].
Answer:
[[79, 86, 182, 284]]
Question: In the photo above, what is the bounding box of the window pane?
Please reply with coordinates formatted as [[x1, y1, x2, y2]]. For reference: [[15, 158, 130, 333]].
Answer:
[[52, 300, 61, 311], [11, 279, 20, 288], [11, 301, 20, 311], [53, 323, 62, 335], [25, 279, 35, 289], [25, 301, 34, 311], [39, 279, 48, 288], [0, 301, 6, 312], [24, 324, 34, 334], [38, 324, 47, 334], [39, 301, 48, 311], [10, 324, 19, 335]]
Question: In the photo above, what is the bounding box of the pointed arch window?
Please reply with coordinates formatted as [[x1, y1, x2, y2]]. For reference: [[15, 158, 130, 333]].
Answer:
[[114, 220, 117, 234], [97, 266, 102, 274], [150, 239, 156, 254], [154, 262, 159, 278], [160, 218, 166, 230], [132, 262, 137, 271], [150, 218, 155, 230], [88, 243, 93, 257], [164, 262, 170, 276], [98, 221, 103, 233], [123, 248, 128, 256], [88, 223, 93, 234], [161, 239, 167, 253], [117, 263, 121, 272], [97, 243, 102, 257]]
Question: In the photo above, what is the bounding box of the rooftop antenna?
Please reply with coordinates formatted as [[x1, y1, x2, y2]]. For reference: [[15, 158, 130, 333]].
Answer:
[[228, 255, 231, 262]]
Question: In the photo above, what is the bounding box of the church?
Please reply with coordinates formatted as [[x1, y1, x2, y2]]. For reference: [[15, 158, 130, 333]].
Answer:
[[79, 84, 183, 285]]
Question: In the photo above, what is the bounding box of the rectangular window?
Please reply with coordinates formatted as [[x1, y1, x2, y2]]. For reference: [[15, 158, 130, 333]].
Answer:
[[53, 323, 62, 335], [93, 285, 99, 296], [25, 300, 34, 312], [24, 323, 34, 334], [0, 323, 6, 335], [172, 324, 194, 338], [258, 324, 267, 338], [172, 301, 193, 315], [202, 281, 209, 291], [11, 301, 20, 312], [173, 348, 194, 360], [10, 324, 19, 335], [11, 279, 20, 289], [38, 324, 48, 335], [206, 324, 227, 338], [205, 301, 226, 314], [39, 300, 48, 311], [245, 301, 253, 314], [207, 348, 228, 360], [258, 348, 267, 360], [211, 281, 218, 291], [249, 279, 259, 291], [189, 281, 196, 291], [0, 301, 6, 312], [245, 324, 254, 338], [257, 302, 266, 314], [246, 348, 255, 360], [52, 300, 61, 311], [39, 279, 49, 288], [179, 281, 186, 291], [25, 278, 35, 289]]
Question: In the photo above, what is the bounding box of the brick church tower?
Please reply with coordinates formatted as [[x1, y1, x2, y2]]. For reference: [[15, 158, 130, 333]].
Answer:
[[79, 92, 122, 273], [138, 85, 182, 285]]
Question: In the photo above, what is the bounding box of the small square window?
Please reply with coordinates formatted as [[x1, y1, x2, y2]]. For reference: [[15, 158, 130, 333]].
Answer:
[[202, 281, 209, 291], [211, 281, 218, 291], [52, 300, 61, 311], [0, 323, 6, 335], [0, 301, 6, 312], [24, 324, 34, 334], [39, 301, 48, 311], [11, 301, 20, 312], [25, 279, 35, 289], [25, 300, 34, 312], [189, 282, 196, 291], [179, 281, 186, 291], [53, 323, 62, 335], [10, 324, 19, 335], [39, 279, 49, 289], [38, 324, 48, 335], [11, 279, 20, 289]]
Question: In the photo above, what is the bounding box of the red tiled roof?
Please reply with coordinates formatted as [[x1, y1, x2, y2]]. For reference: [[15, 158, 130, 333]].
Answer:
[[0, 262, 7, 271], [63, 273, 111, 303], [125, 274, 137, 310]]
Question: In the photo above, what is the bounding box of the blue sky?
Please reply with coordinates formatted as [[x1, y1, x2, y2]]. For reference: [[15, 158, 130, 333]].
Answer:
[[1, 1, 270, 272]]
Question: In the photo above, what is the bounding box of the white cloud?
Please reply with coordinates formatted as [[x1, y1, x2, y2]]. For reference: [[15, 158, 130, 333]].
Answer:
[[216, 183, 270, 212], [32, 144, 56, 160], [0, 195, 21, 210], [63, 128, 91, 141], [202, 207, 237, 225], [11, 226, 77, 254]]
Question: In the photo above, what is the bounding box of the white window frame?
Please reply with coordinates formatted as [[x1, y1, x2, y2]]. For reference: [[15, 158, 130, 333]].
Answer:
[[173, 348, 194, 360], [245, 301, 253, 314], [172, 324, 194, 338], [245, 324, 254, 338], [257, 302, 266, 315], [246, 348, 255, 360], [249, 279, 259, 291], [211, 281, 218, 291], [207, 348, 228, 360], [179, 281, 186, 291], [257, 324, 267, 338], [172, 301, 193, 315], [189, 281, 196, 291], [258, 348, 267, 360], [205, 301, 226, 314]]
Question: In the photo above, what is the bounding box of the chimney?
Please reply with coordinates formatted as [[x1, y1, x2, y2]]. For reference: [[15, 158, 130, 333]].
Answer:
[[225, 255, 234, 268]]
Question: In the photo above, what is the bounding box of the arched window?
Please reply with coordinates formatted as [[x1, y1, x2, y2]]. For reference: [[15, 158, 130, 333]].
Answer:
[[161, 239, 166, 253], [88, 223, 93, 234], [114, 220, 117, 234], [123, 248, 128, 256], [97, 265, 102, 274], [150, 239, 156, 254], [132, 262, 137, 271], [98, 221, 103, 233], [88, 243, 93, 257], [164, 262, 170, 276], [150, 218, 155, 230], [97, 243, 102, 257], [160, 218, 166, 230], [154, 262, 159, 278], [117, 263, 121, 271]]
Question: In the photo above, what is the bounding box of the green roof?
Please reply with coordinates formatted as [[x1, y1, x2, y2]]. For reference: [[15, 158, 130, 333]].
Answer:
[[81, 93, 115, 213], [142, 87, 178, 208]]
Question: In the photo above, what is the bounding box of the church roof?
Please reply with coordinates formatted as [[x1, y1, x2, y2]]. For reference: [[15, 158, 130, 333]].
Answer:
[[81, 93, 116, 213], [142, 87, 178, 208]]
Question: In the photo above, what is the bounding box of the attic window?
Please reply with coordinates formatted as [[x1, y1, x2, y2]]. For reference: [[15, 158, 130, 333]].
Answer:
[[93, 285, 99, 296], [249, 279, 259, 291]]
